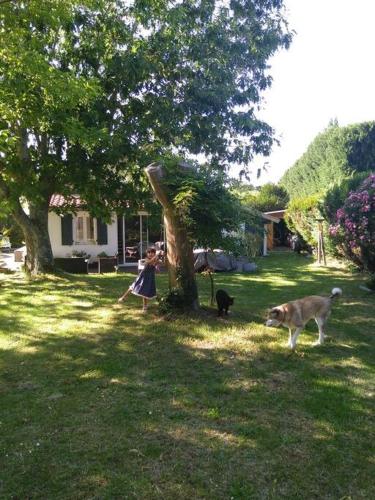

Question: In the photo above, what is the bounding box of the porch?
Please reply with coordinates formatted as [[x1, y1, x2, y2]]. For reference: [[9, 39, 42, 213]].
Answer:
[[116, 211, 165, 269]]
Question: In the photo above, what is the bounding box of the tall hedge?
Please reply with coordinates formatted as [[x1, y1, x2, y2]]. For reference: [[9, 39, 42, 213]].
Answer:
[[281, 122, 375, 199]]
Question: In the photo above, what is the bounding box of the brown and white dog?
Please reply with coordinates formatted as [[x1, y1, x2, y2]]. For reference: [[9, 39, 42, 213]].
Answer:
[[265, 288, 342, 349]]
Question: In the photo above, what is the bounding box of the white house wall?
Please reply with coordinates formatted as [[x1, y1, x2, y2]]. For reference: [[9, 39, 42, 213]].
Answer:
[[48, 212, 118, 259]]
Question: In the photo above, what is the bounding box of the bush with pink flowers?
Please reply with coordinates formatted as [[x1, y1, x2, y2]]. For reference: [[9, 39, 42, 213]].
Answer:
[[329, 174, 375, 272]]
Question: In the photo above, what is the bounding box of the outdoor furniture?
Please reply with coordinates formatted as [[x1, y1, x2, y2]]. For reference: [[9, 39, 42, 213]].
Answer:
[[14, 246, 26, 263], [125, 246, 139, 260], [98, 256, 117, 273], [54, 257, 88, 274]]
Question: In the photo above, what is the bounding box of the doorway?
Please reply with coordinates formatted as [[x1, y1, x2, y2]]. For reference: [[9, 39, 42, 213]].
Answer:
[[117, 212, 149, 265]]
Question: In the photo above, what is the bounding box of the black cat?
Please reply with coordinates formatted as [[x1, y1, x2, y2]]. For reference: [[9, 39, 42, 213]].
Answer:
[[216, 289, 234, 317]]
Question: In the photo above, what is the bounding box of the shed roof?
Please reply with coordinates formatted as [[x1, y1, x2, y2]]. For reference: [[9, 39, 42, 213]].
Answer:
[[262, 212, 280, 223], [264, 209, 286, 219]]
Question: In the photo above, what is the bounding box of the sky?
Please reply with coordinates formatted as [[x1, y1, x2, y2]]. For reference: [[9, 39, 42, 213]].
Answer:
[[250, 0, 375, 184]]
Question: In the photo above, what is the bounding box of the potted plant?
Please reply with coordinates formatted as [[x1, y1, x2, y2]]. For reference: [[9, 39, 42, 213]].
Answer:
[[55, 251, 90, 273], [97, 251, 117, 273]]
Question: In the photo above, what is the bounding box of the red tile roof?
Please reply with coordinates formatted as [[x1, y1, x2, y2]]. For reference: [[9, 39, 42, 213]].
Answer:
[[50, 194, 141, 211], [49, 194, 84, 208]]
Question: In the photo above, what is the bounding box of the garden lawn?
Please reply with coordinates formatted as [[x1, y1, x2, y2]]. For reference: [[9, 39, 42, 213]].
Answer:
[[0, 252, 374, 499]]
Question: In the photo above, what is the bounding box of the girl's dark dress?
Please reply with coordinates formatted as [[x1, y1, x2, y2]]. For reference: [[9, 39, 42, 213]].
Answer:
[[130, 263, 157, 299]]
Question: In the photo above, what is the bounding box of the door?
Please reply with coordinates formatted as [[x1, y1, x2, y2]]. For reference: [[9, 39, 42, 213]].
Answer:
[[117, 213, 149, 265]]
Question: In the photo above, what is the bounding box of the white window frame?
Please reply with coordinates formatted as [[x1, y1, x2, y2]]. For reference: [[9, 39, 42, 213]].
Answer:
[[73, 212, 97, 244]]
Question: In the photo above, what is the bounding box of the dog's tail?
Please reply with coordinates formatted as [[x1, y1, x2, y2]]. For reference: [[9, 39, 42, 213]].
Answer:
[[330, 287, 342, 299]]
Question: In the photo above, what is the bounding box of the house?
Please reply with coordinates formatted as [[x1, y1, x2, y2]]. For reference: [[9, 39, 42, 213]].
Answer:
[[48, 195, 161, 267], [47, 195, 281, 271]]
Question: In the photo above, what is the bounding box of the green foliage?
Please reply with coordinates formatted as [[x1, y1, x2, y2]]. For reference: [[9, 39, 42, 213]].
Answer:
[[240, 231, 264, 258], [281, 122, 375, 199], [0, 0, 292, 213], [71, 250, 90, 259], [285, 194, 323, 247], [161, 157, 246, 251], [230, 181, 278, 256], [0, 0, 291, 273], [328, 174, 375, 273], [256, 183, 289, 212], [321, 171, 372, 223], [157, 287, 186, 315], [0, 211, 24, 247], [282, 122, 375, 258], [231, 182, 289, 212]]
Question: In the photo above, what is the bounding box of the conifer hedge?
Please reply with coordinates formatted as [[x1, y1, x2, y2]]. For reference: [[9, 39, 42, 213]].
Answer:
[[281, 122, 375, 199]]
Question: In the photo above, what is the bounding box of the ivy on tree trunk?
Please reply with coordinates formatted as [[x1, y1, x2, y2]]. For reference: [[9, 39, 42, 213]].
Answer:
[[145, 162, 199, 311]]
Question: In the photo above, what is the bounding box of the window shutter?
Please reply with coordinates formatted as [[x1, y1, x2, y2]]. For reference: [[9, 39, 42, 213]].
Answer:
[[61, 214, 73, 245], [97, 219, 108, 245]]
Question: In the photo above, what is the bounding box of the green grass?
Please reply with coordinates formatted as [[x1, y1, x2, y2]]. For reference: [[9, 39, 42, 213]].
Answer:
[[0, 252, 374, 499]]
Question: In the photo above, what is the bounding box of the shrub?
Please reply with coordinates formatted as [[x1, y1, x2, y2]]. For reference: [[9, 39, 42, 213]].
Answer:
[[322, 171, 372, 223], [285, 194, 323, 248], [158, 288, 186, 314], [328, 174, 375, 272], [241, 231, 264, 258], [71, 250, 90, 259]]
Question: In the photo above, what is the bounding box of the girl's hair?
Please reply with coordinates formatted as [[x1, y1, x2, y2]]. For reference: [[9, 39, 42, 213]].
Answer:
[[146, 247, 156, 254]]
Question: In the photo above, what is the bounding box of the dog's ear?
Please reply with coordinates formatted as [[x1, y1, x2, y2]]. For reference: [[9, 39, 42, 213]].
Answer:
[[269, 307, 280, 318]]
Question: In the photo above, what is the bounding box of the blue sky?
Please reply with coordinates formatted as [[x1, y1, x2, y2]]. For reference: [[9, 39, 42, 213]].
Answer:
[[250, 0, 375, 184]]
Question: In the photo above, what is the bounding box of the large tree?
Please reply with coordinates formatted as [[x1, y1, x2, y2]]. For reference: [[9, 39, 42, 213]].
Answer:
[[0, 0, 291, 274], [146, 158, 251, 309]]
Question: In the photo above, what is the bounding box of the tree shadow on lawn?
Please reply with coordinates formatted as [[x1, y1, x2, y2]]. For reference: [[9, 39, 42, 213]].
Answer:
[[1, 254, 374, 498], [1, 305, 374, 498]]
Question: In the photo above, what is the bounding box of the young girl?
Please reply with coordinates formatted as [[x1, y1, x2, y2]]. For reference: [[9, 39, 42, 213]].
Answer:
[[118, 247, 160, 312]]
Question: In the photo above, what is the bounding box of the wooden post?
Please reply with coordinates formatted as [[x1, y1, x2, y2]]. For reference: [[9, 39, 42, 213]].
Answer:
[[316, 219, 326, 266], [263, 225, 268, 256]]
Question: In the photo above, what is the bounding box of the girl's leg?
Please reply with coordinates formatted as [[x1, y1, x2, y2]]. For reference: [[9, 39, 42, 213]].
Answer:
[[118, 287, 132, 302], [142, 298, 148, 312]]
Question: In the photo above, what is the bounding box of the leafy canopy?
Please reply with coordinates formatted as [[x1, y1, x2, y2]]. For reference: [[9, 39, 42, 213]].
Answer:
[[160, 157, 246, 250], [0, 0, 292, 217]]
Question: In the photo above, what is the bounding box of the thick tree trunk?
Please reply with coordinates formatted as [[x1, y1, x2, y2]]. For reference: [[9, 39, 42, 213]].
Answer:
[[12, 200, 54, 275], [145, 162, 199, 310], [0, 129, 54, 274]]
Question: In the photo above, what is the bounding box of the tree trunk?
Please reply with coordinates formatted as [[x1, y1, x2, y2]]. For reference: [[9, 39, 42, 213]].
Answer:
[[145, 162, 199, 310], [12, 200, 54, 275]]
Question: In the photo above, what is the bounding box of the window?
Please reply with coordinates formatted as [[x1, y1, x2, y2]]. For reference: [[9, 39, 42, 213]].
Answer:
[[75, 213, 96, 243], [87, 216, 95, 241], [76, 216, 84, 241]]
